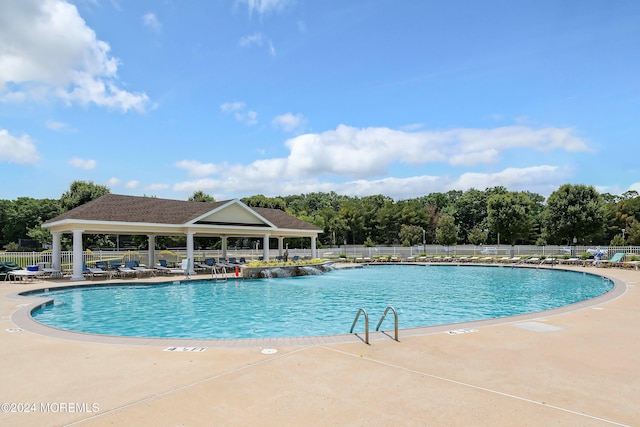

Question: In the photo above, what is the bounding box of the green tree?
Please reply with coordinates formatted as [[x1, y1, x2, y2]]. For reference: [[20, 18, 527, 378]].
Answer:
[[543, 184, 604, 245], [467, 227, 488, 246], [188, 190, 216, 203], [376, 200, 401, 244], [27, 225, 52, 248], [435, 214, 458, 246], [422, 205, 441, 244], [626, 219, 640, 245], [339, 198, 364, 245], [1, 197, 61, 246], [399, 224, 424, 246], [487, 192, 534, 252], [241, 194, 286, 210], [452, 188, 489, 243], [60, 180, 110, 212], [317, 208, 347, 247], [609, 234, 626, 246]]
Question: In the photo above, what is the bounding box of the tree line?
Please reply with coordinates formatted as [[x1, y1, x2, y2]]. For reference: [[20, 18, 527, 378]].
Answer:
[[1, 181, 640, 251]]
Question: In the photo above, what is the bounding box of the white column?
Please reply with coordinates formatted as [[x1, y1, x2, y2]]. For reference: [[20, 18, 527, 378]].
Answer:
[[186, 231, 195, 275], [71, 229, 85, 281], [311, 236, 317, 259], [278, 237, 284, 256], [52, 232, 61, 272], [263, 234, 270, 260], [221, 236, 228, 260], [147, 234, 156, 267]]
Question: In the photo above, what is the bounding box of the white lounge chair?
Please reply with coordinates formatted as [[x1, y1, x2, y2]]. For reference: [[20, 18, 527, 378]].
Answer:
[[133, 266, 156, 277], [87, 267, 111, 280]]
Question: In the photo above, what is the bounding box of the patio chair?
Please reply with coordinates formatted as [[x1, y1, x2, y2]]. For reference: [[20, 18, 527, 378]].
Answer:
[[84, 263, 111, 280], [132, 264, 156, 277], [598, 253, 625, 268], [118, 261, 139, 278]]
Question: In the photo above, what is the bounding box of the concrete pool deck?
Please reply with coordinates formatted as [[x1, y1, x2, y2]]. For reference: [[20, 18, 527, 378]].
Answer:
[[0, 264, 638, 426]]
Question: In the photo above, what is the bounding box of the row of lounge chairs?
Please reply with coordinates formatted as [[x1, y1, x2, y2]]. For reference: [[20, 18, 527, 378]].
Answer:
[[84, 260, 159, 279], [352, 252, 640, 269]]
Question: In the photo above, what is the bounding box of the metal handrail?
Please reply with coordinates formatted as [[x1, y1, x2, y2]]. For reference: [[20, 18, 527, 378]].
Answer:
[[212, 265, 227, 282], [375, 306, 399, 341], [350, 308, 369, 344]]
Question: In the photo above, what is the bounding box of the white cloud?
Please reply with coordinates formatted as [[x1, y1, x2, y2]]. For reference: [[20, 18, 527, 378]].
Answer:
[[68, 157, 96, 170], [236, 0, 294, 17], [171, 124, 591, 199], [244, 110, 258, 125], [220, 101, 258, 125], [272, 112, 307, 133], [280, 124, 590, 177], [220, 101, 245, 112], [125, 180, 139, 189], [175, 160, 219, 177], [106, 177, 120, 187], [172, 166, 569, 200], [142, 12, 161, 33], [45, 120, 69, 131], [451, 166, 570, 193], [0, 129, 40, 164], [0, 0, 150, 112], [239, 32, 276, 56], [239, 33, 263, 47]]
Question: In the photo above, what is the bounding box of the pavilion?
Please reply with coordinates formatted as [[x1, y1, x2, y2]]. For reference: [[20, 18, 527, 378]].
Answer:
[[43, 194, 322, 281]]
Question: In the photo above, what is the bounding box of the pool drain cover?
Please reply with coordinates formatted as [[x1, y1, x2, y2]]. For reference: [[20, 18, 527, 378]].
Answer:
[[261, 348, 277, 355]]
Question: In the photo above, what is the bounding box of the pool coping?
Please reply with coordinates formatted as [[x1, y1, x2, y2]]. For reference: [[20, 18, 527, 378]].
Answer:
[[7, 264, 626, 348]]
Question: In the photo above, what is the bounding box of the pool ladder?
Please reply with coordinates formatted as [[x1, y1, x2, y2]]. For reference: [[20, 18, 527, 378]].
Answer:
[[350, 306, 399, 345], [211, 265, 227, 282]]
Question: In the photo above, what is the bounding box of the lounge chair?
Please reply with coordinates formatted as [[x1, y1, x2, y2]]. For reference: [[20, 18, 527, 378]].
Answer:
[[0, 262, 22, 281], [6, 265, 44, 282], [195, 258, 216, 271], [118, 261, 139, 278], [154, 259, 173, 275], [84, 262, 111, 280], [623, 260, 640, 270], [157, 259, 189, 275], [598, 253, 625, 268]]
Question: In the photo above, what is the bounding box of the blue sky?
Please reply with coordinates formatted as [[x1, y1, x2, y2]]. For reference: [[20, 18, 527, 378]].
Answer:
[[1, 0, 639, 202]]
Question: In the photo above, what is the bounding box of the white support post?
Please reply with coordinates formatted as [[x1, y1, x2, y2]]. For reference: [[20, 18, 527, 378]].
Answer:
[[311, 236, 317, 259], [221, 236, 228, 260], [186, 231, 195, 275], [148, 234, 156, 267], [263, 234, 270, 261], [278, 237, 284, 256], [71, 229, 85, 281], [52, 232, 61, 272]]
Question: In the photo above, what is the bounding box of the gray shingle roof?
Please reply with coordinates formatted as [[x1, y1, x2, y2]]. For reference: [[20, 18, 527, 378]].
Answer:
[[252, 207, 320, 231], [44, 194, 320, 231]]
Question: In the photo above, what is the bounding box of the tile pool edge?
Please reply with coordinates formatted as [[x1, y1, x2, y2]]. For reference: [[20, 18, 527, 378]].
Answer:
[[7, 267, 627, 348]]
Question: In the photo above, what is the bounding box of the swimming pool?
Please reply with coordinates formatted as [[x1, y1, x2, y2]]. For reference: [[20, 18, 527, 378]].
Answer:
[[29, 265, 613, 340]]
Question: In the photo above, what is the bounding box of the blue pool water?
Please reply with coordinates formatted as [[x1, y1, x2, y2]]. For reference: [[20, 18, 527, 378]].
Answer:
[[30, 265, 613, 339]]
